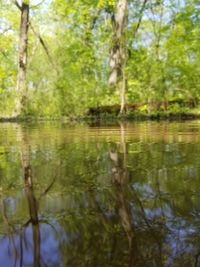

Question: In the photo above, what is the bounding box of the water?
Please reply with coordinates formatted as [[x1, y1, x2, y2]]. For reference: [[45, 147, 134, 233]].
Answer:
[[1, 121, 200, 267]]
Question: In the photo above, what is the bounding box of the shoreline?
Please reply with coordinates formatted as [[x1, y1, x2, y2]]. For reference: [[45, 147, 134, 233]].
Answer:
[[1, 112, 200, 123]]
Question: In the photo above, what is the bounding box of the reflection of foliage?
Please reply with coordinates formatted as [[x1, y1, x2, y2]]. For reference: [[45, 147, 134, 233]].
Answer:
[[1, 122, 200, 266]]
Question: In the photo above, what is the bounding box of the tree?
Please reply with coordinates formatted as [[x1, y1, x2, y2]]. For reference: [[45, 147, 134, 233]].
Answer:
[[109, 0, 128, 114], [13, 0, 29, 117], [0, 0, 199, 118]]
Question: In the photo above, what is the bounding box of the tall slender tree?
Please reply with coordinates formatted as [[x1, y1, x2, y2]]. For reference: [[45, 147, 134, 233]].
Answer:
[[13, 0, 29, 117], [109, 0, 148, 114], [109, 0, 128, 114]]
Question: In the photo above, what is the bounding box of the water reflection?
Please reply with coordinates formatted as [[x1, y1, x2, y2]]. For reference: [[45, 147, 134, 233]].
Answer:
[[21, 126, 40, 267], [0, 126, 62, 267], [0, 122, 200, 266], [110, 123, 139, 266]]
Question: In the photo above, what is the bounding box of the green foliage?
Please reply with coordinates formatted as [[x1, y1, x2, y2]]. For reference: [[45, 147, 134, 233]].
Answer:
[[0, 0, 200, 117]]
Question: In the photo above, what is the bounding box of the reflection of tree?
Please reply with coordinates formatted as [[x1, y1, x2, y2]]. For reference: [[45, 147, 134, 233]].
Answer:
[[17, 125, 41, 267], [0, 125, 58, 267], [2, 122, 200, 266], [19, 125, 58, 267], [110, 123, 140, 266], [109, 123, 171, 267], [24, 167, 40, 267], [0, 165, 41, 267]]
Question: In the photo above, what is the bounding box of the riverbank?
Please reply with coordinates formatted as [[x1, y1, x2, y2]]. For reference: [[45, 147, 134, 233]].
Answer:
[[1, 100, 200, 123], [83, 111, 200, 121], [1, 110, 200, 123]]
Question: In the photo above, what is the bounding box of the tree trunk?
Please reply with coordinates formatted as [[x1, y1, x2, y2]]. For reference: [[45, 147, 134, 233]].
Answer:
[[14, 1, 29, 117], [109, 0, 128, 115]]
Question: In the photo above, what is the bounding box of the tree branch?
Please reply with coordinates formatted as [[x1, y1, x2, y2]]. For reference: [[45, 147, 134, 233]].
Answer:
[[0, 27, 11, 35], [29, 23, 55, 68], [31, 0, 45, 8], [14, 0, 22, 10], [13, 0, 56, 71], [133, 0, 148, 38]]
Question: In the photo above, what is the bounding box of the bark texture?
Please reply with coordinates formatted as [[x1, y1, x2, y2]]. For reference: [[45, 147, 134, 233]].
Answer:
[[109, 0, 128, 114], [14, 2, 29, 117]]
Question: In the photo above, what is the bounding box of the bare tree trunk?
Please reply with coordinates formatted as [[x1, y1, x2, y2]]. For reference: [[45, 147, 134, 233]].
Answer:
[[14, 1, 29, 117], [109, 0, 128, 114]]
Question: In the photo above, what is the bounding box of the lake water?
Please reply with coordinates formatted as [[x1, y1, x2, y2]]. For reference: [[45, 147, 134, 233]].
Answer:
[[1, 121, 200, 267]]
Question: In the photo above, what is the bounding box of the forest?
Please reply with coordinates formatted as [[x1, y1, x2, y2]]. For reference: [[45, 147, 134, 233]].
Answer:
[[0, 0, 200, 119], [1, 2, 200, 265]]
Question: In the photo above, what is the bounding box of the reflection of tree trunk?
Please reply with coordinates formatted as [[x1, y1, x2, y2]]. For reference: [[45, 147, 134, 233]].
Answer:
[[18, 126, 41, 267], [110, 123, 139, 266], [24, 165, 40, 267], [110, 123, 164, 266]]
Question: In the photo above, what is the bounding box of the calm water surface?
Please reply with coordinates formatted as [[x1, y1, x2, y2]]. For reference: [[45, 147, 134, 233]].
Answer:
[[1, 121, 200, 267]]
